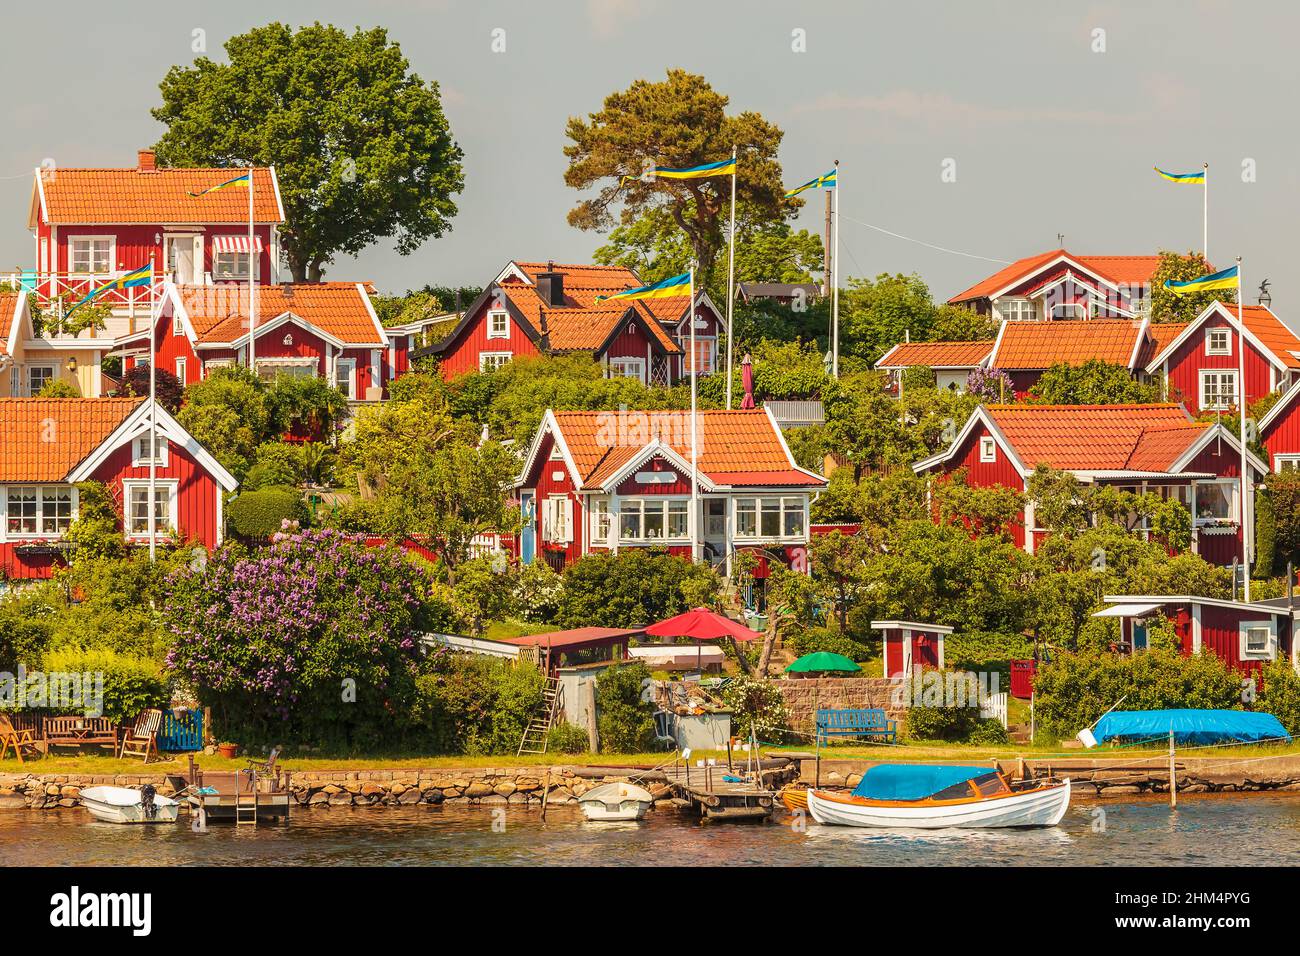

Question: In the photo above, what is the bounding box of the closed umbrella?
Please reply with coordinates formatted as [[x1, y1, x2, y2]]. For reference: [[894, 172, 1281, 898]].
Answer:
[[740, 353, 755, 409], [786, 651, 860, 675]]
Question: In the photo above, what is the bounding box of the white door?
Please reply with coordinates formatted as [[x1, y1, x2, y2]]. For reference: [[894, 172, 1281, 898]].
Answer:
[[167, 237, 196, 284]]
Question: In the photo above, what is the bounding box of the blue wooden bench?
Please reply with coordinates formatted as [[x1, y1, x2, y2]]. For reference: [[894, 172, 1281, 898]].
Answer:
[[815, 708, 897, 745]]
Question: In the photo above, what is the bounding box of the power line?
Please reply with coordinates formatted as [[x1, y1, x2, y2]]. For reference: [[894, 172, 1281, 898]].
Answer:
[[838, 212, 1012, 265]]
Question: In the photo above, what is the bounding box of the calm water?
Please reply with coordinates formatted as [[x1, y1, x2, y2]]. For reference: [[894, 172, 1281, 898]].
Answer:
[[3, 794, 1299, 866]]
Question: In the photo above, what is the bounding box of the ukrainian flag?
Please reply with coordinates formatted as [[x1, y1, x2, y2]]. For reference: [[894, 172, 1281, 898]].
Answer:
[[650, 158, 736, 180], [188, 171, 252, 197], [64, 264, 153, 317], [1154, 166, 1205, 184], [596, 271, 690, 303], [1164, 264, 1238, 295], [785, 169, 837, 198]]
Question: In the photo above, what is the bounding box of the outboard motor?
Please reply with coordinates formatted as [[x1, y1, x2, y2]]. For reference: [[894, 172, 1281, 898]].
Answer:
[[140, 784, 157, 821]]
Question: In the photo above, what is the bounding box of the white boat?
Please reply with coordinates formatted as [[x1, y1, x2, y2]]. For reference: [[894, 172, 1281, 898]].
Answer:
[[578, 782, 654, 821], [806, 764, 1070, 829], [80, 785, 180, 825]]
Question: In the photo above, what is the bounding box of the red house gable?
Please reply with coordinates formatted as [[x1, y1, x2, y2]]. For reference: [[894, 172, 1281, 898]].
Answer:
[[949, 249, 1160, 318], [0, 397, 238, 580], [1144, 301, 1300, 414]]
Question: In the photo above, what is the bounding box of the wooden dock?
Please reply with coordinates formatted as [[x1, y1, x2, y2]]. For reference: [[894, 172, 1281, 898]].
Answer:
[[660, 758, 795, 821]]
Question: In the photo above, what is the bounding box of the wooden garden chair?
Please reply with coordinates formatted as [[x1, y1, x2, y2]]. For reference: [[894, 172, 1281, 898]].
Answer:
[[0, 715, 41, 764], [118, 708, 164, 763]]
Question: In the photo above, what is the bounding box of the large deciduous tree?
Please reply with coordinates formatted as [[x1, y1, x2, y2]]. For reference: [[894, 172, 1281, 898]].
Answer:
[[1149, 250, 1234, 322], [152, 22, 464, 282], [564, 70, 790, 281]]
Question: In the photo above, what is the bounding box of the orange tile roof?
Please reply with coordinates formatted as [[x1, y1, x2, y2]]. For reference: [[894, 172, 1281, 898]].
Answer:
[[551, 409, 824, 488], [985, 404, 1200, 471], [0, 293, 20, 354], [35, 166, 282, 225], [1139, 320, 1191, 367], [949, 249, 1160, 303], [1234, 304, 1300, 370], [0, 398, 142, 482], [176, 283, 384, 346], [877, 340, 993, 369], [991, 320, 1145, 370]]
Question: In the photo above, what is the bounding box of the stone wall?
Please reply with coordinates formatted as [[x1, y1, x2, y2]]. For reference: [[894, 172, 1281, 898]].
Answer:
[[776, 677, 903, 738]]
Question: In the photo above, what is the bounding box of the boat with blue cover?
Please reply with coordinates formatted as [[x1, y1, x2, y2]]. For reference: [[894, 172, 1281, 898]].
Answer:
[[806, 764, 1070, 829]]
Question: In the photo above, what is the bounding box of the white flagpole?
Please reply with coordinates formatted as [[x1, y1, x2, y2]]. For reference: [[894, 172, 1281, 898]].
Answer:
[[725, 145, 737, 410], [248, 169, 257, 375], [1203, 163, 1209, 266], [689, 263, 700, 563], [831, 159, 841, 378], [1236, 256, 1250, 600], [148, 254, 157, 563]]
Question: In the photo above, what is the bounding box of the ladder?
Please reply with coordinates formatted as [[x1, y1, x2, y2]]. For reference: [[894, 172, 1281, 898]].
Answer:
[[235, 769, 259, 826], [517, 677, 562, 756]]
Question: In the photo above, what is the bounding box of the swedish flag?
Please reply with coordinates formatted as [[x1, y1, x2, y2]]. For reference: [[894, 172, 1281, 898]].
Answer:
[[596, 271, 690, 303], [785, 169, 837, 198], [1154, 166, 1205, 185], [64, 264, 154, 318], [188, 171, 251, 197], [1164, 264, 1237, 295]]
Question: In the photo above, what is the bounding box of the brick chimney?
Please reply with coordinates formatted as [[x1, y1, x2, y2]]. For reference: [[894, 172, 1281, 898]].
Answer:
[[535, 260, 565, 307], [137, 149, 157, 173]]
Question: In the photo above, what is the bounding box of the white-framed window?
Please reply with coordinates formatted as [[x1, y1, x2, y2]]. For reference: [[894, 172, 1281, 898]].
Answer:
[[173, 316, 185, 337], [541, 494, 571, 544], [336, 358, 356, 400], [1276, 456, 1300, 473], [132, 433, 169, 467], [1199, 369, 1238, 411], [203, 358, 234, 377], [617, 498, 690, 542], [69, 236, 113, 275], [26, 365, 56, 397], [1000, 298, 1037, 321], [685, 338, 716, 375], [589, 497, 612, 542], [123, 480, 177, 538], [607, 357, 645, 382], [1240, 620, 1276, 660], [733, 496, 806, 541], [256, 359, 316, 382], [174, 357, 187, 386], [705, 498, 725, 538], [980, 436, 997, 463], [487, 310, 509, 339], [5, 485, 74, 537], [212, 249, 257, 281], [1194, 481, 1236, 524], [1205, 328, 1232, 355], [479, 351, 512, 373]]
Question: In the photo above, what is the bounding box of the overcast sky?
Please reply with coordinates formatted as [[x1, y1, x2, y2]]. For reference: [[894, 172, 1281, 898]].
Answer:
[[3, 0, 1296, 308]]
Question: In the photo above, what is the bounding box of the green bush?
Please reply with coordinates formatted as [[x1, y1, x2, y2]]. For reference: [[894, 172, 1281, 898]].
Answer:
[[546, 722, 591, 755], [40, 646, 169, 725], [63, 481, 127, 563], [945, 631, 1036, 691], [411, 655, 545, 756], [227, 486, 309, 538], [556, 551, 720, 628], [904, 683, 979, 742], [595, 662, 656, 753], [1032, 648, 1241, 740], [965, 718, 1011, 745], [722, 676, 790, 741], [243, 442, 305, 491], [1258, 659, 1300, 735], [787, 627, 870, 662]]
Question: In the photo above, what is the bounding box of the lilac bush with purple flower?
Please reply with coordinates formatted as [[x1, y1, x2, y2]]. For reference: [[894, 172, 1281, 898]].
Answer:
[[164, 527, 429, 748]]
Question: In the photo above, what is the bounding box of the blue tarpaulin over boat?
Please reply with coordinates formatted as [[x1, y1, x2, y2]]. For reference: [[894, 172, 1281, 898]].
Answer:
[[851, 764, 998, 801], [1092, 709, 1290, 745]]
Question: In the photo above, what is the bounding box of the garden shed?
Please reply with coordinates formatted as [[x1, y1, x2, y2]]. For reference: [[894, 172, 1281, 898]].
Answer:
[[872, 620, 952, 678]]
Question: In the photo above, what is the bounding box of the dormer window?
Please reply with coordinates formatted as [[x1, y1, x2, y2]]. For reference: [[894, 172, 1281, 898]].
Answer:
[[133, 433, 169, 467], [1205, 328, 1231, 355]]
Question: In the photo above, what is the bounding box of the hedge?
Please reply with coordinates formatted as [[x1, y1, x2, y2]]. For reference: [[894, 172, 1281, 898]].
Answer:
[[227, 486, 309, 538]]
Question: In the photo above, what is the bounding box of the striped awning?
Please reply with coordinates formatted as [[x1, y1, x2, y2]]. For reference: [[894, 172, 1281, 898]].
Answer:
[[211, 235, 264, 254]]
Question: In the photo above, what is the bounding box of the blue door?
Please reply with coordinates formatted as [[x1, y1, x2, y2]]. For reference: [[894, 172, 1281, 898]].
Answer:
[[1132, 621, 1148, 651], [520, 493, 535, 565]]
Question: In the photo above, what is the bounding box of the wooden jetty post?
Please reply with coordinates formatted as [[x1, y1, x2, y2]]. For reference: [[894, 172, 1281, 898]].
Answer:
[[1168, 730, 1177, 808]]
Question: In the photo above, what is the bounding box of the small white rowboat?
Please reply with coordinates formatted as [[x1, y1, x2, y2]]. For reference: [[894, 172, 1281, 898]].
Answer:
[[578, 782, 654, 822], [806, 764, 1070, 829], [80, 785, 180, 825]]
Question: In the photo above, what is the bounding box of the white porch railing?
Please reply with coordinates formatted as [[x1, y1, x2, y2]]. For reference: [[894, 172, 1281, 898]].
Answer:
[[467, 533, 505, 559], [1, 271, 162, 314]]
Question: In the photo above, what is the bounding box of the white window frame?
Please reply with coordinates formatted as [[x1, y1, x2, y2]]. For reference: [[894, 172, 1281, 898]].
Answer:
[[255, 357, 317, 382], [479, 351, 512, 373], [617, 497, 691, 543], [589, 497, 612, 544], [980, 436, 997, 463], [486, 310, 510, 339], [607, 357, 646, 383], [1193, 479, 1238, 526], [174, 357, 187, 386], [1240, 620, 1276, 661], [541, 494, 571, 544], [1199, 369, 1238, 411], [732, 496, 807, 543], [3, 485, 77, 538], [25, 364, 56, 397], [132, 433, 170, 468], [1275, 455, 1300, 473], [336, 357, 356, 400], [685, 337, 717, 376], [211, 248, 258, 281], [122, 479, 178, 540], [68, 235, 114, 275], [1205, 328, 1232, 356], [999, 298, 1037, 321]]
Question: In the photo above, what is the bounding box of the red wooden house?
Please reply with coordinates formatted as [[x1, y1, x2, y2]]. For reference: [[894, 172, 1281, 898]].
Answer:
[[415, 260, 725, 385], [985, 318, 1154, 396], [913, 403, 1267, 566], [875, 340, 993, 393], [0, 397, 237, 581], [1257, 377, 1300, 473], [121, 281, 394, 401], [948, 249, 1160, 319], [1095, 595, 1294, 676], [1142, 301, 1300, 415], [515, 407, 826, 572]]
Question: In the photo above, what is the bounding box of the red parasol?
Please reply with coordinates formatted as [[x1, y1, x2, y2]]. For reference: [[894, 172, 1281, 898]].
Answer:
[[740, 353, 756, 409], [645, 607, 762, 642]]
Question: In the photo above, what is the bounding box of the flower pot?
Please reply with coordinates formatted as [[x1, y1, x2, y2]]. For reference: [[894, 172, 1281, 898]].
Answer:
[[217, 744, 239, 760]]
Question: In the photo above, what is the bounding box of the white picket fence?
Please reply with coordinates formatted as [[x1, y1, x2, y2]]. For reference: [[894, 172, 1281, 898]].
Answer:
[[979, 691, 1009, 729]]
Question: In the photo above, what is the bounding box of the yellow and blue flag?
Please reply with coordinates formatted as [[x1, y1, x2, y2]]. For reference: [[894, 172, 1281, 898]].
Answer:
[[626, 158, 737, 185], [1154, 166, 1205, 185], [596, 271, 690, 303], [1164, 264, 1237, 295], [64, 264, 153, 318], [188, 171, 252, 197], [785, 169, 837, 198]]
